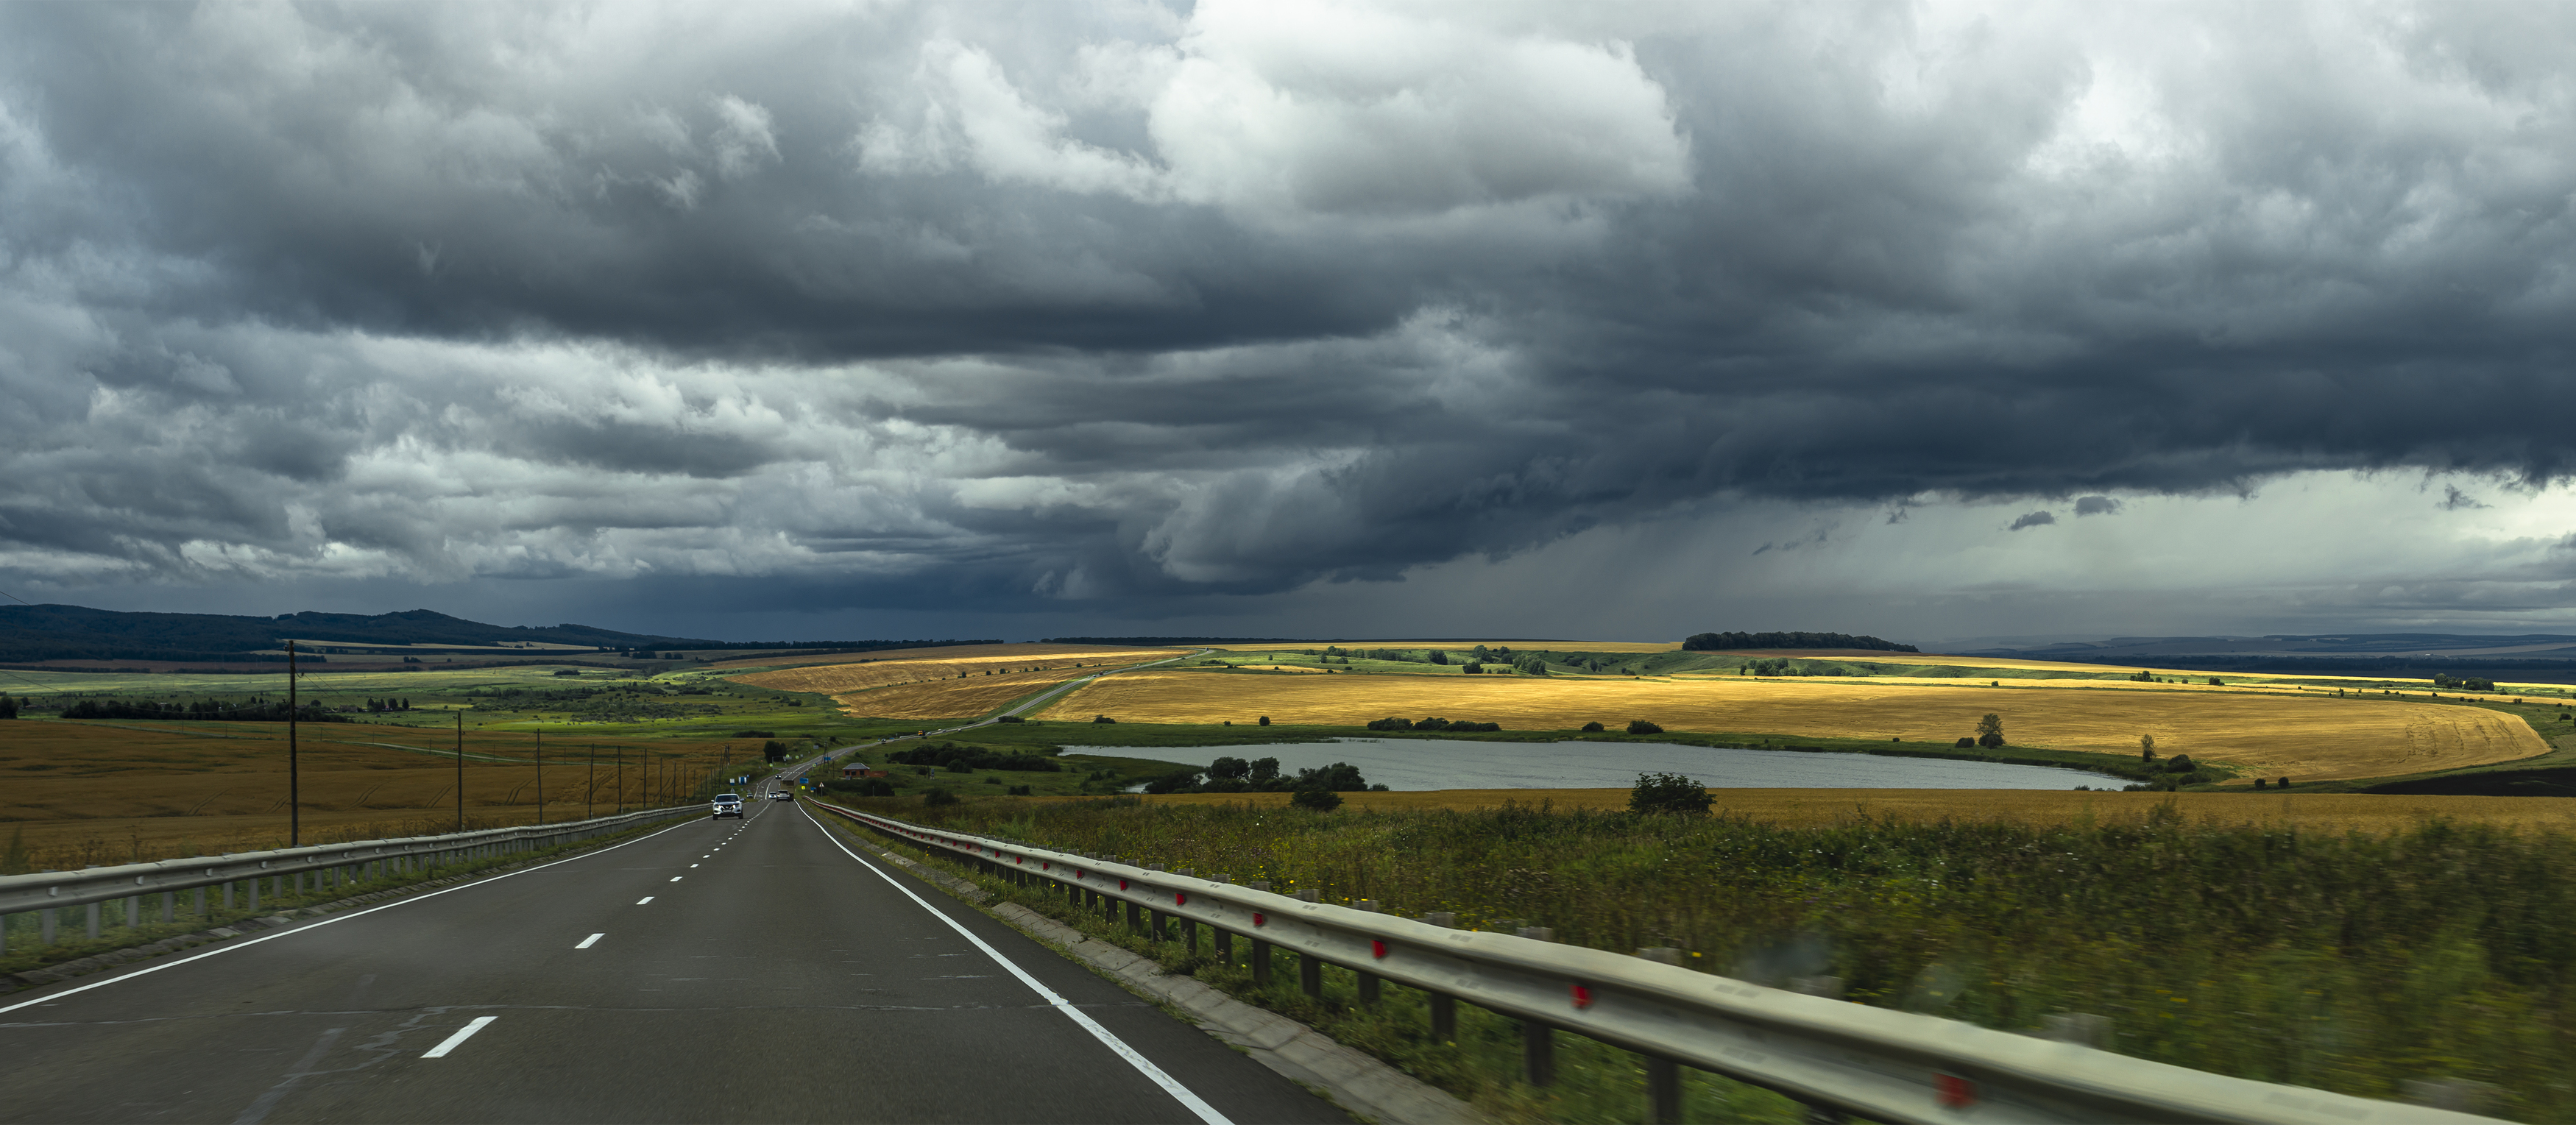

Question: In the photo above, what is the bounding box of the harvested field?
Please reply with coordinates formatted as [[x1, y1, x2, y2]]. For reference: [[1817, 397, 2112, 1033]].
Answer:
[[810, 669, 1092, 720], [724, 645, 1185, 695], [1034, 671, 2548, 781], [1197, 639, 1681, 654], [710, 642, 1183, 673], [1133, 787, 2576, 832], [1, 721, 744, 868]]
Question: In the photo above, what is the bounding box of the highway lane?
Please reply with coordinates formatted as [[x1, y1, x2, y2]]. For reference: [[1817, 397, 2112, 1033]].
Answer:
[[0, 796, 1348, 1124]]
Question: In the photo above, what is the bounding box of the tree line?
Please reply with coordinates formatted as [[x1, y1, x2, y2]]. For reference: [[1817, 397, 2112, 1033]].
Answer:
[[1682, 631, 1919, 653], [59, 698, 352, 723]]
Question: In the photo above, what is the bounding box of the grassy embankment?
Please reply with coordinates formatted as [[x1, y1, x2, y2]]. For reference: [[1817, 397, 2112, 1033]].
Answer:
[[824, 792, 2576, 1123]]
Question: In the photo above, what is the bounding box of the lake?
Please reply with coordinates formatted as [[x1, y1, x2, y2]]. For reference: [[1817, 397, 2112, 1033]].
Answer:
[[1072, 738, 2131, 791]]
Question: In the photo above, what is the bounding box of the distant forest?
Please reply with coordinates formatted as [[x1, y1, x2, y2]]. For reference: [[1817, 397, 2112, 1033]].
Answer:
[[1682, 631, 1920, 653], [0, 603, 996, 664]]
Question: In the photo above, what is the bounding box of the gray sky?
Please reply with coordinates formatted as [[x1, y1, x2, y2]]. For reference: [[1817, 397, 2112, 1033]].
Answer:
[[5, 0, 2575, 644]]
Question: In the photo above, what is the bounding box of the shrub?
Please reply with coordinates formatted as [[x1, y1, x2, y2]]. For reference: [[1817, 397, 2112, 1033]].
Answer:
[[1581, 721, 1605, 732], [1144, 770, 1202, 795], [1956, 737, 1975, 748], [923, 788, 958, 806], [997, 714, 1025, 723], [1006, 784, 1033, 795], [1626, 719, 1663, 735], [1977, 713, 2006, 748], [1290, 788, 1344, 812], [1367, 717, 1415, 731], [1630, 771, 1712, 816], [2164, 753, 2198, 774], [1258, 715, 1270, 726], [1093, 714, 1117, 724]]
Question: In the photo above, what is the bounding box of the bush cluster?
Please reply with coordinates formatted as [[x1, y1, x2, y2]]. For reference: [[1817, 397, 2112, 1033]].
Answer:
[[1365, 716, 1503, 732], [885, 741, 1063, 773]]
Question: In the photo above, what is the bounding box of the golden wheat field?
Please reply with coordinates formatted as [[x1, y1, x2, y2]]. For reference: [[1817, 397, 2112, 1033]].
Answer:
[[1034, 671, 2550, 781], [1136, 788, 2576, 832], [1, 722, 743, 867]]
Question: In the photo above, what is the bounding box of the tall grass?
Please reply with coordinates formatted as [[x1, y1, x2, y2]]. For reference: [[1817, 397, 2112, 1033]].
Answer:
[[885, 796, 2576, 1121]]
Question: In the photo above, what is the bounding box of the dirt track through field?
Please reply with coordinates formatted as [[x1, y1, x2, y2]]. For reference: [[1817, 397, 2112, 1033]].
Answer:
[[1034, 671, 2549, 781]]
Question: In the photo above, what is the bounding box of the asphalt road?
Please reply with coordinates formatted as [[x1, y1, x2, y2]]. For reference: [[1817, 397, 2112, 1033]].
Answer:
[[0, 785, 1348, 1124]]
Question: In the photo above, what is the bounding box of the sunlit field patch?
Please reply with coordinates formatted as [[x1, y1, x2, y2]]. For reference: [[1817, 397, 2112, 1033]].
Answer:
[[1033, 670, 2548, 781]]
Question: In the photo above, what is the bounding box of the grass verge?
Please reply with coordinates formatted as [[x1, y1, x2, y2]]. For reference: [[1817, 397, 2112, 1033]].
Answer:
[[824, 792, 2576, 1123]]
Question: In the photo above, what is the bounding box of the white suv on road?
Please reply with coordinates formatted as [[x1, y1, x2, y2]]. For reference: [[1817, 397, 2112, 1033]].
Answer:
[[711, 793, 744, 818]]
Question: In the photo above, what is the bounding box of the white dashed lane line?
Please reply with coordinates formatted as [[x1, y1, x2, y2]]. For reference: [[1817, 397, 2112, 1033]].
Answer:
[[576, 934, 604, 949], [636, 896, 654, 905], [669, 876, 683, 882], [420, 1017, 498, 1059]]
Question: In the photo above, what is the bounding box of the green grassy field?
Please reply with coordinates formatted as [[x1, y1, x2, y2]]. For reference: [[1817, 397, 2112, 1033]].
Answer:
[[831, 793, 2576, 1123]]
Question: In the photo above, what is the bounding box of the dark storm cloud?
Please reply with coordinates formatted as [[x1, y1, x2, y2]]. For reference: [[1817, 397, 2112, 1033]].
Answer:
[[2007, 511, 2058, 531], [4, 0, 2575, 606]]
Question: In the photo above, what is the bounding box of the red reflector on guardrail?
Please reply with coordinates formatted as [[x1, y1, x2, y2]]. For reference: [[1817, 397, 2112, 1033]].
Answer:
[[1176, 892, 1188, 905], [1936, 1074, 1976, 1107], [1372, 940, 1387, 959], [1119, 879, 1129, 890], [1572, 984, 1593, 1009], [1253, 912, 1266, 926]]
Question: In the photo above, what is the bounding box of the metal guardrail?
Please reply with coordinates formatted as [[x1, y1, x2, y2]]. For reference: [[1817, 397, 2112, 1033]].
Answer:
[[810, 799, 2499, 1125], [0, 804, 704, 952]]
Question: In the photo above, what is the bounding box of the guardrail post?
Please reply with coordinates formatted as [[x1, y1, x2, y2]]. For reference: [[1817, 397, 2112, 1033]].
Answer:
[[42, 906, 57, 945], [1354, 900, 1382, 1004], [1518, 926, 1557, 1086], [124, 894, 139, 931], [162, 890, 174, 923], [195, 885, 207, 917], [1125, 901, 1143, 935], [1245, 880, 1274, 984], [1634, 945, 1690, 1122], [87, 901, 100, 940], [245, 878, 258, 911], [222, 880, 234, 910], [1646, 1058, 1681, 1125], [1423, 912, 1459, 1039]]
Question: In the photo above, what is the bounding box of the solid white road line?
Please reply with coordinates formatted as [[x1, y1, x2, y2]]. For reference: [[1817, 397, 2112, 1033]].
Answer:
[[420, 1015, 497, 1058], [576, 933, 604, 949], [636, 896, 654, 904], [796, 805, 1231, 1125], [0, 817, 698, 1018]]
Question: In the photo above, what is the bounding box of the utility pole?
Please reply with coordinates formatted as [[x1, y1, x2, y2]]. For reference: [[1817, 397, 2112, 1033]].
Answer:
[[615, 745, 624, 815], [586, 744, 595, 820], [287, 640, 300, 847], [534, 730, 544, 826], [455, 709, 464, 831]]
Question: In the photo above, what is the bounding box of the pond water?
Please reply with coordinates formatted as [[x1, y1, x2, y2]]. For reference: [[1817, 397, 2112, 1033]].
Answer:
[[1072, 738, 2129, 791]]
